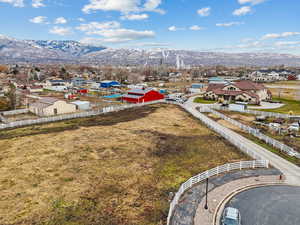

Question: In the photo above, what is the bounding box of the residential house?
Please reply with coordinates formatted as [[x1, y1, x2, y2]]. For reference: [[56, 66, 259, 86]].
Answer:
[[204, 80, 271, 105], [72, 77, 86, 87]]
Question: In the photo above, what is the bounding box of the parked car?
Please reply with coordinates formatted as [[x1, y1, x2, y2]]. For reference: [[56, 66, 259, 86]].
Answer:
[[288, 123, 300, 132], [221, 207, 241, 225]]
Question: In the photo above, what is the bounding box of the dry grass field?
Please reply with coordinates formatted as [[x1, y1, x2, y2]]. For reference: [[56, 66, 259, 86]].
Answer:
[[0, 104, 248, 225]]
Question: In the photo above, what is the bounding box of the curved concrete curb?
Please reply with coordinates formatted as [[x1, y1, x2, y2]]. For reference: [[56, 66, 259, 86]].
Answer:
[[213, 182, 287, 225]]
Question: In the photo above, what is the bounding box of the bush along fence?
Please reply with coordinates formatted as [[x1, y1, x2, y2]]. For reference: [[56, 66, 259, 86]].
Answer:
[[202, 106, 300, 159], [208, 105, 295, 119], [166, 160, 269, 225], [0, 100, 165, 130]]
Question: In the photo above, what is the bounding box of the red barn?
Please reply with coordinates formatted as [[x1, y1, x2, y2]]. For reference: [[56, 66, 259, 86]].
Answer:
[[122, 89, 164, 103]]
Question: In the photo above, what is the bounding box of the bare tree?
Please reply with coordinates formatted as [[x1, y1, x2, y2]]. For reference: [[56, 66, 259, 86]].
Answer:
[[7, 83, 17, 110]]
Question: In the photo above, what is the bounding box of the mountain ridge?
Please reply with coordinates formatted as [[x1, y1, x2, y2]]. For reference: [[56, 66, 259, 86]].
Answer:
[[1, 35, 300, 66]]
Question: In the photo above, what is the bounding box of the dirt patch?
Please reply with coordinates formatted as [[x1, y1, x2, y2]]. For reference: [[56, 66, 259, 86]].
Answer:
[[218, 120, 244, 133], [0, 105, 249, 225]]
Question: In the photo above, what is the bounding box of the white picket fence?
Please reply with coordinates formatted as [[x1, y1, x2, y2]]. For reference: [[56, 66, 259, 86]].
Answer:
[[209, 105, 294, 119], [167, 160, 269, 225], [202, 106, 300, 159], [0, 100, 165, 130]]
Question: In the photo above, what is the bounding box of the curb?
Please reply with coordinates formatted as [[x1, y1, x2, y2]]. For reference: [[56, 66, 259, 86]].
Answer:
[[213, 181, 286, 225]]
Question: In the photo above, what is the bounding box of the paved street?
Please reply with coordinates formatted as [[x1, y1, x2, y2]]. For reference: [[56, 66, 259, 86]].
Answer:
[[224, 185, 300, 225], [184, 97, 300, 185]]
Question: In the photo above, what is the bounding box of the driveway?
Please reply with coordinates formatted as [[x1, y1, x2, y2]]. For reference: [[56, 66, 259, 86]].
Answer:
[[248, 101, 284, 109], [223, 185, 300, 225]]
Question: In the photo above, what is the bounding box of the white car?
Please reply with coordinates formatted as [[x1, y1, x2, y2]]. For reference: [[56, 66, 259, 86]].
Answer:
[[222, 207, 241, 225], [288, 124, 299, 132]]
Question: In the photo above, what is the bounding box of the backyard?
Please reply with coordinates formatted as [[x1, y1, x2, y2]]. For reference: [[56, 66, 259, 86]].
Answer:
[[0, 104, 248, 225]]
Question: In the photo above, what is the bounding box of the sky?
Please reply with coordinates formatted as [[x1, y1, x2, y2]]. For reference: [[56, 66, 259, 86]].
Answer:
[[0, 0, 300, 54]]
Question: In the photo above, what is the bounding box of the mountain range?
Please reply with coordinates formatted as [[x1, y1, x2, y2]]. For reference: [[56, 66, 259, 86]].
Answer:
[[1, 35, 300, 66]]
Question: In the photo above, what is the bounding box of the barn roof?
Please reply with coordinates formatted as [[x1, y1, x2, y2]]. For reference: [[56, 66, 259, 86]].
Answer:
[[128, 88, 152, 94], [122, 94, 142, 99]]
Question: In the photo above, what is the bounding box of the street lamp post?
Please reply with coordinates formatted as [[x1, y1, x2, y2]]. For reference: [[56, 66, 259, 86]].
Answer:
[[204, 178, 209, 210]]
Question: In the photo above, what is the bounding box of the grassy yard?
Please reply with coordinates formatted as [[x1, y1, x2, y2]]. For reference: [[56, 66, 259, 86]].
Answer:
[[0, 104, 248, 225], [193, 97, 217, 104], [259, 97, 300, 115]]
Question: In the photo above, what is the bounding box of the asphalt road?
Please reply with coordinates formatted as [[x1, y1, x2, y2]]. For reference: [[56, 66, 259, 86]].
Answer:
[[223, 185, 300, 225]]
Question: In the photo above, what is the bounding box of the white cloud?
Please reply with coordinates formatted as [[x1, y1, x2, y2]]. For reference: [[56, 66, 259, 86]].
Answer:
[[241, 38, 254, 43], [121, 13, 149, 20], [189, 25, 204, 31], [90, 29, 155, 43], [274, 41, 300, 47], [197, 7, 210, 17], [32, 0, 45, 8], [168, 26, 177, 31], [144, 0, 165, 14], [76, 21, 121, 33], [216, 22, 244, 27], [0, 0, 24, 7], [238, 0, 266, 5], [77, 21, 155, 43], [262, 32, 300, 40], [134, 42, 170, 47], [78, 18, 85, 22], [54, 17, 67, 24], [29, 16, 48, 24], [233, 6, 252, 16], [82, 0, 164, 14], [49, 26, 72, 36], [80, 37, 105, 46]]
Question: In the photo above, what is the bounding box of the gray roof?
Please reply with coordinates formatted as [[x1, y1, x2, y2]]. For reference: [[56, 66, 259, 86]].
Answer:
[[122, 94, 142, 99], [128, 88, 152, 94], [30, 102, 50, 109], [39, 97, 60, 104]]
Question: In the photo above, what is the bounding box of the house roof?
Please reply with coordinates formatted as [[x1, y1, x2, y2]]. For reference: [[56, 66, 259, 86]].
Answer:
[[30, 102, 50, 109], [39, 97, 60, 104], [30, 97, 62, 109], [122, 94, 142, 99], [234, 80, 265, 91], [207, 80, 266, 92], [128, 88, 152, 95], [206, 84, 225, 92]]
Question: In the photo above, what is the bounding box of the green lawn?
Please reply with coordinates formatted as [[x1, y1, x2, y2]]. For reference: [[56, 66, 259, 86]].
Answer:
[[193, 97, 217, 104], [259, 97, 300, 115]]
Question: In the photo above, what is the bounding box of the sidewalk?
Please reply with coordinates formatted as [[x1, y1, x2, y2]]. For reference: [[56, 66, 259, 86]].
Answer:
[[194, 175, 285, 225]]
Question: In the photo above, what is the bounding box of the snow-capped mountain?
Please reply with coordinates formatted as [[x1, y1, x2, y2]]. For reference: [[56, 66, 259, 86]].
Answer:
[[25, 40, 106, 56], [0, 35, 106, 63], [1, 35, 300, 66], [82, 48, 300, 67]]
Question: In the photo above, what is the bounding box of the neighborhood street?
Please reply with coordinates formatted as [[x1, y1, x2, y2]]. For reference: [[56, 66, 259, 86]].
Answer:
[[225, 185, 300, 225]]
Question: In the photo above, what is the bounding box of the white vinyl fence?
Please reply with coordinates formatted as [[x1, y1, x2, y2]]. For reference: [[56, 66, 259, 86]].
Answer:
[[1, 108, 29, 116], [167, 160, 269, 225], [202, 106, 300, 159], [209, 105, 294, 119], [0, 100, 165, 130]]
